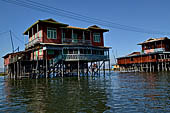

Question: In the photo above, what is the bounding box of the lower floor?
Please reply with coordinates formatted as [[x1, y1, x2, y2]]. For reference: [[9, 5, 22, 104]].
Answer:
[[4, 44, 111, 78], [119, 61, 170, 72], [7, 60, 110, 79], [117, 52, 170, 72]]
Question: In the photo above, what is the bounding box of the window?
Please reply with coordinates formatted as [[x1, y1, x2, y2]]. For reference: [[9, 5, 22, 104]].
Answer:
[[63, 49, 68, 54], [88, 49, 91, 54], [62, 32, 65, 40], [72, 33, 78, 43], [69, 49, 73, 54], [48, 50, 54, 55], [100, 50, 104, 55], [93, 33, 100, 42], [92, 50, 97, 54], [130, 57, 134, 61], [47, 28, 57, 39], [151, 55, 155, 59], [73, 49, 78, 54], [80, 49, 84, 54]]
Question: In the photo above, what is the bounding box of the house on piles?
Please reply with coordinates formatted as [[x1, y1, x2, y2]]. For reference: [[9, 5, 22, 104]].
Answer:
[[117, 37, 170, 72], [3, 18, 111, 78]]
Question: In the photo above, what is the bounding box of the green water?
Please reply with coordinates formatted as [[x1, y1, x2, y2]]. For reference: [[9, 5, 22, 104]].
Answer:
[[0, 72, 170, 113]]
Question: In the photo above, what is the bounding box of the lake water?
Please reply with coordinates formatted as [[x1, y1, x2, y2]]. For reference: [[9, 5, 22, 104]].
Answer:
[[0, 72, 170, 113]]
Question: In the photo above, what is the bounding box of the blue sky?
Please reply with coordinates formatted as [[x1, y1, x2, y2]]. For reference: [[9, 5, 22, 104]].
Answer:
[[1, 0, 170, 68]]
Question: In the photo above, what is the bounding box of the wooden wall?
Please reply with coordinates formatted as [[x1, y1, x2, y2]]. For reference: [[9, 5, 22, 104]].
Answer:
[[117, 54, 157, 65]]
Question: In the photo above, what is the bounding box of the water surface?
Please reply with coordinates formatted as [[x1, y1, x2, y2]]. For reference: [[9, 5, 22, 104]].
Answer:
[[0, 72, 170, 113]]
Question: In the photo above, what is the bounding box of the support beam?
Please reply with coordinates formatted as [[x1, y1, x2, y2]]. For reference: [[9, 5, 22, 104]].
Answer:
[[62, 61, 64, 77], [104, 61, 105, 76], [46, 50, 48, 78], [78, 60, 80, 78]]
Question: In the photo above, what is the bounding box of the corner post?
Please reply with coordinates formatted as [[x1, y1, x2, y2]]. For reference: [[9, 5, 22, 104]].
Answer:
[[46, 50, 48, 78]]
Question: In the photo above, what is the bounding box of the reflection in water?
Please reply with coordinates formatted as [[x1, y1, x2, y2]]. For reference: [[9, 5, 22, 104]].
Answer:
[[2, 76, 109, 113], [0, 72, 170, 113]]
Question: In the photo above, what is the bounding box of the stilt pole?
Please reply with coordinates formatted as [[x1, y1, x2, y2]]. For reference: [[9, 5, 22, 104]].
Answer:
[[104, 61, 105, 76], [46, 50, 48, 78], [78, 60, 80, 78]]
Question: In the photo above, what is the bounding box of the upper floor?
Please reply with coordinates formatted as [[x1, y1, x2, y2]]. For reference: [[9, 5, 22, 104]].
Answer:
[[138, 37, 170, 53], [24, 19, 109, 49]]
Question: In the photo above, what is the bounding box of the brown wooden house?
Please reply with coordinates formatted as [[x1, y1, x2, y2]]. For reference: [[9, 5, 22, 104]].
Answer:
[[117, 37, 170, 72]]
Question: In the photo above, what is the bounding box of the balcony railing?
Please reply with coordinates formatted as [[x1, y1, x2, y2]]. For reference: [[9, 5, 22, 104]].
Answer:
[[25, 38, 42, 49], [62, 54, 109, 61], [62, 38, 91, 45]]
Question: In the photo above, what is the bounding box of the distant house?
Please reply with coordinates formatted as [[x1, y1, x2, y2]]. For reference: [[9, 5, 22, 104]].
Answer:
[[117, 37, 170, 72]]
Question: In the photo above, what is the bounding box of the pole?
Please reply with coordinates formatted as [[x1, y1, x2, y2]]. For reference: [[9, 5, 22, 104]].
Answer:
[[78, 60, 80, 78], [46, 50, 48, 78], [10, 30, 14, 53]]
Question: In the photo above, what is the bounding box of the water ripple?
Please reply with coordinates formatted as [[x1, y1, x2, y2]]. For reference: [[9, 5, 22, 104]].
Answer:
[[0, 72, 170, 112]]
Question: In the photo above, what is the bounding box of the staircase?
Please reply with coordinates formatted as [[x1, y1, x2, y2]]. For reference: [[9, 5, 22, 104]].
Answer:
[[50, 54, 63, 67], [49, 54, 63, 77]]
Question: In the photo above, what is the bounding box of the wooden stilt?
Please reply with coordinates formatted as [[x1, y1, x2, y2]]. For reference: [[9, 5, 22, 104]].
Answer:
[[14, 63, 16, 79], [46, 51, 48, 78], [62, 60, 64, 77], [104, 61, 105, 76], [109, 60, 111, 75], [150, 63, 152, 72], [98, 61, 101, 76], [78, 60, 80, 78]]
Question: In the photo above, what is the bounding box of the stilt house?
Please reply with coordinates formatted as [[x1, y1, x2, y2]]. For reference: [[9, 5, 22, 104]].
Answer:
[[3, 18, 111, 78], [117, 37, 170, 72]]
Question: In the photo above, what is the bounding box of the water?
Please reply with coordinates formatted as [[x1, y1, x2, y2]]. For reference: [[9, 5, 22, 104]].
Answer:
[[0, 72, 170, 113]]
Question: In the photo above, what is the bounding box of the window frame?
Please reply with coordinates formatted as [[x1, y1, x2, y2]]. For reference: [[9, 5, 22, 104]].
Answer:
[[93, 33, 101, 43], [47, 27, 57, 39]]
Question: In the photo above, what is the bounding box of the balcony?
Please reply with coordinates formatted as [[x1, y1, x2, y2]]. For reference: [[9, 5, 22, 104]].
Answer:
[[25, 38, 42, 49], [143, 48, 165, 54], [62, 38, 91, 45], [63, 54, 109, 61]]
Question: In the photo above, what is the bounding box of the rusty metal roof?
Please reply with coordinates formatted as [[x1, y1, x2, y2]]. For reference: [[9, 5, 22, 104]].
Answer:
[[138, 37, 169, 45], [23, 18, 69, 35], [88, 25, 109, 32], [24, 19, 109, 35]]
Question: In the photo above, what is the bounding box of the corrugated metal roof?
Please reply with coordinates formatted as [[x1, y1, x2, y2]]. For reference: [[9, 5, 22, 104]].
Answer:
[[88, 25, 109, 32], [138, 37, 169, 45], [61, 26, 88, 31], [23, 19, 109, 35], [23, 18, 68, 35]]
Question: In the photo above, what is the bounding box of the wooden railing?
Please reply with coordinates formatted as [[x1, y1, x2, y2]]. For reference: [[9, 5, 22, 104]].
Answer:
[[63, 54, 109, 61], [25, 38, 41, 49], [62, 38, 91, 45]]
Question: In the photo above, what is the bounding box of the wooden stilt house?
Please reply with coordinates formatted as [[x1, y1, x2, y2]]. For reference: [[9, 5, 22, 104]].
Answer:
[[3, 18, 111, 78], [117, 37, 170, 72]]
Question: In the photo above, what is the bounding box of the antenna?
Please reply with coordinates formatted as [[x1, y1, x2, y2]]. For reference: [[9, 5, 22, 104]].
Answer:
[[14, 46, 19, 52], [10, 30, 14, 53]]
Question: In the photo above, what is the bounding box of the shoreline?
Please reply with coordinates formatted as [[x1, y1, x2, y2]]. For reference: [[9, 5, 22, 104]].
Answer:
[[0, 72, 7, 76]]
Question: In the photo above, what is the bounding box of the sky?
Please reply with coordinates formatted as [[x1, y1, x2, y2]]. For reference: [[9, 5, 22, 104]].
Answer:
[[1, 0, 170, 68]]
